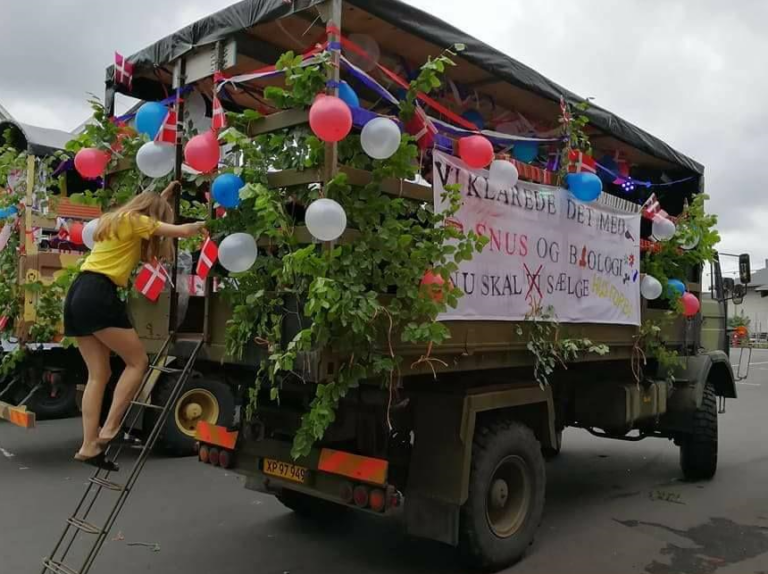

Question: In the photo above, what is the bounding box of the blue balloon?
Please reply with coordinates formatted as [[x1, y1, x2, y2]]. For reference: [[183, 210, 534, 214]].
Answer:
[[338, 82, 359, 109], [212, 173, 244, 209], [667, 279, 686, 297], [513, 141, 539, 164], [462, 109, 485, 130], [0, 206, 18, 219], [566, 172, 603, 202], [135, 102, 168, 139]]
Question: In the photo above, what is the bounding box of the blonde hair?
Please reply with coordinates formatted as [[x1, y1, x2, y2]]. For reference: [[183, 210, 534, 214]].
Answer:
[[94, 191, 174, 262]]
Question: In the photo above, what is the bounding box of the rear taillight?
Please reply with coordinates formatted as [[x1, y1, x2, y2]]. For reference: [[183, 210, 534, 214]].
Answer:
[[339, 482, 354, 504], [208, 447, 220, 466], [199, 444, 210, 464], [352, 485, 369, 508], [369, 488, 386, 513], [219, 449, 232, 469]]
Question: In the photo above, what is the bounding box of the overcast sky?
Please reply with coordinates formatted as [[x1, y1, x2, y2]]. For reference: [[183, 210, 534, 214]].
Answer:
[[0, 0, 760, 275]]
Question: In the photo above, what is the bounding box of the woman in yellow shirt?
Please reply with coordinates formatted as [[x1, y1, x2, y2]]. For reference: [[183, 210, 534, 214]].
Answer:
[[65, 181, 205, 470]]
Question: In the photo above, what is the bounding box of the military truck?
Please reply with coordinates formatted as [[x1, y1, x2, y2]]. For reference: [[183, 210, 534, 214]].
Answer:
[[0, 118, 92, 427], [87, 0, 748, 569]]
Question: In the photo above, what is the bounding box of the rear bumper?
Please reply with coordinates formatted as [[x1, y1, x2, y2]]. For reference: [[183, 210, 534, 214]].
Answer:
[[195, 423, 398, 513], [0, 400, 35, 428]]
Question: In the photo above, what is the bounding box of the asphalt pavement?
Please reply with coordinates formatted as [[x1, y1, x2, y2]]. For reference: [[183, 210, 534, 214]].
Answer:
[[2, 349, 768, 574]]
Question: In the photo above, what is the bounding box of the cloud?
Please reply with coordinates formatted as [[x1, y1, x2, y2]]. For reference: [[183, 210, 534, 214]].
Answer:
[[0, 0, 759, 266]]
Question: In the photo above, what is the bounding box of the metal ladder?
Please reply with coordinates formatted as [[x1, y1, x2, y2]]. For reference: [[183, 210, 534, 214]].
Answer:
[[41, 333, 204, 574]]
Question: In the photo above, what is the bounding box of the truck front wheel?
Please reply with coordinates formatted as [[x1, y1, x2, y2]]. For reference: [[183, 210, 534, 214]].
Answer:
[[459, 419, 546, 570], [679, 382, 718, 480]]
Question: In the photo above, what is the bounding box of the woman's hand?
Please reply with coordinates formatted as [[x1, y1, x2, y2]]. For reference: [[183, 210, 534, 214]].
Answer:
[[161, 180, 181, 201], [155, 221, 206, 239], [182, 221, 207, 238]]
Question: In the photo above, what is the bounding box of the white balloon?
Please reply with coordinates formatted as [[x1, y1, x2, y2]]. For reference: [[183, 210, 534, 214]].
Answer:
[[83, 218, 99, 250], [219, 233, 258, 273], [488, 160, 519, 188], [345, 34, 381, 72], [136, 141, 175, 178], [651, 215, 676, 241], [640, 275, 663, 300], [361, 117, 402, 160], [680, 231, 700, 250], [306, 198, 347, 242]]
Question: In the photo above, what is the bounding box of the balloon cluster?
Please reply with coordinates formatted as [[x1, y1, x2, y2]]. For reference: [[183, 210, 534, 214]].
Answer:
[[640, 275, 700, 317]]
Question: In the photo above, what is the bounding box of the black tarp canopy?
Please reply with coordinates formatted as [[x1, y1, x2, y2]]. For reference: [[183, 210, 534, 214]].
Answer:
[[107, 0, 703, 177]]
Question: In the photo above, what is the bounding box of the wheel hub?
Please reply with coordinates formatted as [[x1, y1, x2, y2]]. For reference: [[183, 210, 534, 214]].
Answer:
[[489, 479, 509, 510], [184, 403, 203, 420], [174, 388, 220, 437], [485, 455, 531, 538]]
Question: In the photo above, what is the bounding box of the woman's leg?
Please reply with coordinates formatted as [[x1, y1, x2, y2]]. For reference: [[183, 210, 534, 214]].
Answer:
[[75, 336, 112, 458], [92, 327, 149, 441]]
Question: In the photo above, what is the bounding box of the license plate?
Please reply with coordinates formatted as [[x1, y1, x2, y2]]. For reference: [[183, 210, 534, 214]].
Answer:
[[263, 458, 308, 483]]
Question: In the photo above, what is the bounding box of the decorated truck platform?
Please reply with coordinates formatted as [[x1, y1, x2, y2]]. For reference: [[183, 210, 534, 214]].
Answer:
[[39, 0, 752, 570]]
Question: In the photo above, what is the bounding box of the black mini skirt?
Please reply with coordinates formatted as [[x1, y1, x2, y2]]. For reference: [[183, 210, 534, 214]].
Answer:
[[64, 271, 132, 337]]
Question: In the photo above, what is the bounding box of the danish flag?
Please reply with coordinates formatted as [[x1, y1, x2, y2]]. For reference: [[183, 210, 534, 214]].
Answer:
[[155, 105, 177, 145], [567, 150, 597, 174], [114, 52, 134, 89], [135, 261, 170, 302], [642, 193, 665, 220], [196, 237, 219, 280], [212, 93, 227, 131]]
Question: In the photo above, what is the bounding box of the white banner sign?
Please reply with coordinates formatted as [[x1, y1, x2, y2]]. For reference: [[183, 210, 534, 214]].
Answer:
[[433, 152, 641, 325]]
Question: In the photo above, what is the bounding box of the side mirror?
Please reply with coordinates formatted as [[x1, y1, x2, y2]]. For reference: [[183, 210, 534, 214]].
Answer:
[[733, 283, 746, 306], [723, 277, 735, 296], [739, 253, 751, 284]]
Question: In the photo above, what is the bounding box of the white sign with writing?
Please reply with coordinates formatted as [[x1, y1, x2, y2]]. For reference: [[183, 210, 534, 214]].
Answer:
[[433, 151, 641, 325]]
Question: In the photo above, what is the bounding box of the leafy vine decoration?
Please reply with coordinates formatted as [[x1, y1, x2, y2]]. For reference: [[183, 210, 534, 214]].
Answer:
[[212, 46, 489, 458]]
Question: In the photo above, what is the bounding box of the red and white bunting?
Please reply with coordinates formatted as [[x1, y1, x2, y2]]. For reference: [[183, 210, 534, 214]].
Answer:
[[135, 261, 170, 302], [114, 52, 134, 89], [196, 237, 219, 280], [155, 106, 177, 145], [212, 93, 227, 132]]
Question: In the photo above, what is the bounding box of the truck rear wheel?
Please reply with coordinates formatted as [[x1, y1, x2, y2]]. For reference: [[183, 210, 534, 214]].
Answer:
[[679, 382, 718, 480], [277, 489, 348, 519], [148, 373, 235, 457], [459, 419, 545, 570]]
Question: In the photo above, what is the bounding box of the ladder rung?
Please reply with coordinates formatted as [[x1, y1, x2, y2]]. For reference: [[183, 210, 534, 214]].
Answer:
[[149, 365, 183, 375], [42, 558, 79, 574], [66, 517, 101, 535], [176, 333, 204, 343], [131, 400, 164, 411], [89, 476, 125, 492]]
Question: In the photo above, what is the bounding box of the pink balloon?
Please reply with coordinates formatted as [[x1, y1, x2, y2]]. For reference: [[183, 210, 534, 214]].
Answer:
[[458, 135, 494, 169], [74, 148, 110, 179], [681, 292, 700, 317], [184, 131, 220, 173], [309, 95, 352, 143]]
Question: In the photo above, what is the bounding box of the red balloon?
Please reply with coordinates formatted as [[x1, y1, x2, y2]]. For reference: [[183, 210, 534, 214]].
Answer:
[[184, 131, 220, 173], [69, 222, 84, 245], [309, 95, 352, 143], [74, 148, 110, 179], [421, 270, 452, 302], [681, 292, 700, 317], [458, 135, 494, 169]]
